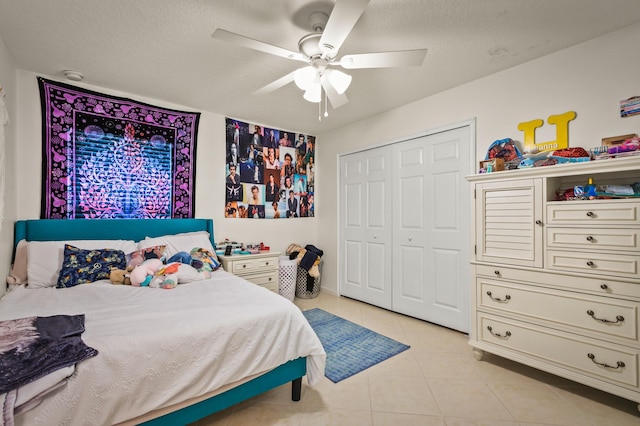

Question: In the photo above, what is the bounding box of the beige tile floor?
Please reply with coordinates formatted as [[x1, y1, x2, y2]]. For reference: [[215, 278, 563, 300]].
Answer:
[[195, 292, 640, 426]]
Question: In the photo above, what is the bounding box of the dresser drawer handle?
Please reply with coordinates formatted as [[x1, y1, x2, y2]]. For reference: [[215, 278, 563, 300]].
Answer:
[[600, 284, 609, 290], [487, 326, 511, 338], [586, 236, 594, 242], [494, 270, 500, 276], [242, 264, 247, 268], [586, 211, 594, 217], [535, 220, 542, 225], [587, 353, 625, 369], [265, 262, 270, 266], [486, 291, 511, 303], [586, 310, 624, 324], [586, 261, 594, 267]]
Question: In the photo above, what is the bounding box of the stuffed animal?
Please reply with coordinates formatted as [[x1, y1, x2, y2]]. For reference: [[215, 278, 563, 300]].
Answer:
[[166, 251, 204, 270], [189, 247, 221, 272], [148, 262, 211, 289], [130, 258, 164, 287], [109, 267, 132, 285]]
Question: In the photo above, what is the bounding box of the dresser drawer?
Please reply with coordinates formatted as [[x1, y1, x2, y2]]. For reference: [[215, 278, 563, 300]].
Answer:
[[243, 271, 278, 292], [478, 313, 640, 389], [478, 279, 639, 342], [476, 264, 640, 299], [546, 201, 639, 225], [546, 228, 640, 252], [547, 249, 640, 279]]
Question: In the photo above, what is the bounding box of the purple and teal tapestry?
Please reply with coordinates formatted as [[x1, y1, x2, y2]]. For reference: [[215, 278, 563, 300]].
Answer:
[[38, 77, 200, 219]]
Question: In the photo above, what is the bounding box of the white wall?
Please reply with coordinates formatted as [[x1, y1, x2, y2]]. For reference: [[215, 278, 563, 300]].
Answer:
[[0, 36, 18, 297], [316, 23, 640, 295], [14, 70, 318, 259]]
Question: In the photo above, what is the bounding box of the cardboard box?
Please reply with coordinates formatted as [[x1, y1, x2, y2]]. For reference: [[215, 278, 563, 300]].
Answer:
[[479, 158, 505, 173], [602, 134, 638, 148]]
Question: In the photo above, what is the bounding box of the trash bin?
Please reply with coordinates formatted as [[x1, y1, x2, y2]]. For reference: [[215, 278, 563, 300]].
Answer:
[[278, 256, 297, 301], [295, 260, 322, 299]]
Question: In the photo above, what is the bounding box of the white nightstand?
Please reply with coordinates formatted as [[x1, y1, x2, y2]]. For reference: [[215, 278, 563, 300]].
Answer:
[[218, 251, 281, 292]]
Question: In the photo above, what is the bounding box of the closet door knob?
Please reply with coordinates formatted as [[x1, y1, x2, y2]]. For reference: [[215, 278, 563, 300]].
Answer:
[[373, 235, 377, 239], [535, 220, 542, 225], [408, 237, 413, 241]]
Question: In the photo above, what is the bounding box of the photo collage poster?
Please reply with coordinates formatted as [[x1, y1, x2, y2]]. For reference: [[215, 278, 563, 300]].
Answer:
[[225, 117, 315, 219]]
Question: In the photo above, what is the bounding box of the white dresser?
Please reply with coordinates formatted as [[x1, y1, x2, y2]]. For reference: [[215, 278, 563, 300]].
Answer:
[[467, 156, 640, 410], [218, 251, 281, 292]]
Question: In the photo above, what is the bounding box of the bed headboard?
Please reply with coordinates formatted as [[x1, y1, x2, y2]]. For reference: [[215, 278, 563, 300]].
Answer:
[[14, 218, 215, 255]]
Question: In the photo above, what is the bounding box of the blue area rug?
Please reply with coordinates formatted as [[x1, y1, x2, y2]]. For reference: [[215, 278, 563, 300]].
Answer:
[[302, 308, 410, 383]]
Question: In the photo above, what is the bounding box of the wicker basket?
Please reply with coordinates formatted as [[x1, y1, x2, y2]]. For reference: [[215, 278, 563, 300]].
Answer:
[[295, 260, 322, 299], [278, 256, 297, 301]]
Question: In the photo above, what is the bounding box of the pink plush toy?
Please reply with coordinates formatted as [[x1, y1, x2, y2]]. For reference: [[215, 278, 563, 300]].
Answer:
[[130, 258, 164, 287]]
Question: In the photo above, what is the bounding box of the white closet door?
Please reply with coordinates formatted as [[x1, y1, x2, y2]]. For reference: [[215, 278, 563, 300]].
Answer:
[[339, 145, 393, 308], [392, 126, 471, 332]]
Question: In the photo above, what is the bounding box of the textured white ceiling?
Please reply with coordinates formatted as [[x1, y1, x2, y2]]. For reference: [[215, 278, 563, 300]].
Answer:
[[1, 0, 640, 134]]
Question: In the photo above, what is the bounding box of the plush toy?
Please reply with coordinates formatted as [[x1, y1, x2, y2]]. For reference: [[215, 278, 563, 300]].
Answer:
[[166, 251, 204, 270], [109, 267, 132, 285], [130, 258, 164, 287], [189, 247, 221, 272], [148, 262, 211, 289]]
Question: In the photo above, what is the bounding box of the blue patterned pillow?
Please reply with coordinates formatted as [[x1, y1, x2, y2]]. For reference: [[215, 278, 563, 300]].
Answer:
[[56, 245, 126, 288]]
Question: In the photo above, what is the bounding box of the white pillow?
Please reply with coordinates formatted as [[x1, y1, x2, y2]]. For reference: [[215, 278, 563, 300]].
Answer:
[[138, 231, 214, 257], [27, 239, 138, 289]]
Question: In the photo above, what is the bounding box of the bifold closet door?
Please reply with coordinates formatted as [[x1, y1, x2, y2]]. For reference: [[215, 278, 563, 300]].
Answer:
[[392, 126, 471, 332], [339, 145, 393, 309]]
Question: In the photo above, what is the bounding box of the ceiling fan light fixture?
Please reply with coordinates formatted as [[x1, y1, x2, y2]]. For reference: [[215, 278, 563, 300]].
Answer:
[[326, 69, 352, 94], [303, 82, 322, 103], [294, 66, 317, 90]]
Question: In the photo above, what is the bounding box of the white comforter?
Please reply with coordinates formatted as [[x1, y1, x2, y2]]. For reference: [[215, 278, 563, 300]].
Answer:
[[0, 271, 325, 426]]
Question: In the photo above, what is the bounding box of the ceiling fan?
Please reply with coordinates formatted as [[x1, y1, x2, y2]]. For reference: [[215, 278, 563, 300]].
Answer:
[[212, 0, 427, 116]]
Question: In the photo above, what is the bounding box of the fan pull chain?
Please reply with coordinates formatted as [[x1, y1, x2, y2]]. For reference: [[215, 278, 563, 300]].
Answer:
[[318, 96, 321, 121], [324, 89, 328, 117]]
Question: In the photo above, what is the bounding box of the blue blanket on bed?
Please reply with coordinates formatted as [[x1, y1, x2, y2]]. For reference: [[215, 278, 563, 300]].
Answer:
[[0, 314, 98, 393]]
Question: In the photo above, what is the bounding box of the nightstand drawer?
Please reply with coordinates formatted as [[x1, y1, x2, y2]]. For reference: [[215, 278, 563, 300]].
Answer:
[[547, 201, 640, 225], [244, 271, 278, 292], [546, 228, 640, 252]]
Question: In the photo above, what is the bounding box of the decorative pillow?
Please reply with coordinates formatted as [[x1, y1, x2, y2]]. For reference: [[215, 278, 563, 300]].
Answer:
[[27, 239, 137, 289], [139, 231, 216, 259], [57, 245, 126, 288], [6, 240, 28, 285], [125, 245, 167, 269], [190, 248, 221, 272]]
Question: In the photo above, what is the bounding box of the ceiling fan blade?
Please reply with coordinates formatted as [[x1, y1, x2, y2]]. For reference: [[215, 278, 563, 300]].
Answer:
[[320, 75, 349, 109], [340, 49, 428, 69], [212, 29, 307, 62], [319, 0, 371, 57], [253, 71, 296, 95]]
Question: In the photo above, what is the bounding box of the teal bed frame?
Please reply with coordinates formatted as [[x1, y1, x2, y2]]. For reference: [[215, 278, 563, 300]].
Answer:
[[13, 219, 306, 425]]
